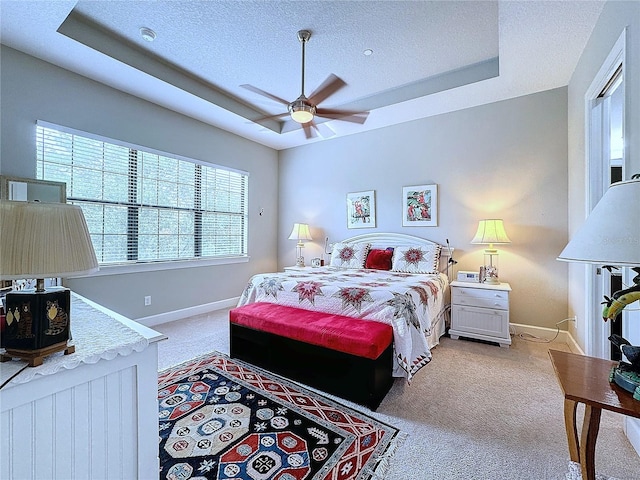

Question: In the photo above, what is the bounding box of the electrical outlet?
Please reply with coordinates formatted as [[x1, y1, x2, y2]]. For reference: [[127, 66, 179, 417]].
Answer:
[[570, 315, 577, 322], [144, 295, 152, 306]]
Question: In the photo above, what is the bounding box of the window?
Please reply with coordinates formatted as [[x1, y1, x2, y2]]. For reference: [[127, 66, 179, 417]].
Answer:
[[36, 121, 248, 266]]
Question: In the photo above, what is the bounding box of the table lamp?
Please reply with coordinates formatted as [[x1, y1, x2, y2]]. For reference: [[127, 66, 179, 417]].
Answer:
[[288, 223, 312, 267], [0, 200, 99, 366], [557, 177, 640, 398], [471, 219, 511, 285]]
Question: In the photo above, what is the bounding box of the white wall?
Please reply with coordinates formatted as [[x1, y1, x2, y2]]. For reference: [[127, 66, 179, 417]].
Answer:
[[567, 0, 640, 351], [0, 46, 279, 320], [567, 1, 640, 455], [279, 88, 569, 330], [0, 39, 592, 335]]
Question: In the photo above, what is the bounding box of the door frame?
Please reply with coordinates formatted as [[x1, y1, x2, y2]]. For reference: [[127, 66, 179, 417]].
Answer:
[[583, 28, 626, 358]]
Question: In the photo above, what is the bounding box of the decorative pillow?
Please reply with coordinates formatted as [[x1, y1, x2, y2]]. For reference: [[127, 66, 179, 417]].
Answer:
[[365, 249, 393, 270], [330, 242, 370, 269], [391, 244, 442, 274]]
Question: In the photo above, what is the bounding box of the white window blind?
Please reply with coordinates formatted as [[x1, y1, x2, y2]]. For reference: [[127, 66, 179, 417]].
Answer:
[[36, 122, 248, 265]]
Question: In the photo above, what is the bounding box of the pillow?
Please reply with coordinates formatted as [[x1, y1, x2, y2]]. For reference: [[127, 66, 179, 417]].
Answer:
[[330, 242, 370, 269], [365, 249, 393, 270], [391, 244, 442, 274]]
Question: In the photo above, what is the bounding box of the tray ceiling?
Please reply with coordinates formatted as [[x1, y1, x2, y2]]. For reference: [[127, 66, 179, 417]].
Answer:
[[0, 1, 605, 149]]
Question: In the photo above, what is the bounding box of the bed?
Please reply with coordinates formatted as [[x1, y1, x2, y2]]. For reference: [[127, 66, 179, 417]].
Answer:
[[236, 233, 453, 383]]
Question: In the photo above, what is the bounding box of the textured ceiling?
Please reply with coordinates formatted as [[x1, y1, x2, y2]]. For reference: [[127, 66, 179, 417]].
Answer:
[[0, 1, 605, 150]]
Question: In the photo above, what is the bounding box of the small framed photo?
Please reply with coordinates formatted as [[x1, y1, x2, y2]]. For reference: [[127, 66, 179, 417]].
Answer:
[[402, 184, 438, 227], [346, 190, 376, 229]]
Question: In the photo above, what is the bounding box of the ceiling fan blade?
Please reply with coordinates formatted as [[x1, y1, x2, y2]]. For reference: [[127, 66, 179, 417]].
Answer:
[[302, 122, 318, 139], [249, 111, 290, 122], [315, 108, 369, 124], [308, 74, 347, 106], [240, 84, 290, 106]]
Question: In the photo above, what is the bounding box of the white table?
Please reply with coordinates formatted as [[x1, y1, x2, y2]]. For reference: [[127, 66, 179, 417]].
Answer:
[[0, 293, 166, 480]]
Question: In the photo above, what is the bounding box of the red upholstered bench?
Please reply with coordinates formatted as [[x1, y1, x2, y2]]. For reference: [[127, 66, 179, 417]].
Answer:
[[229, 302, 394, 410]]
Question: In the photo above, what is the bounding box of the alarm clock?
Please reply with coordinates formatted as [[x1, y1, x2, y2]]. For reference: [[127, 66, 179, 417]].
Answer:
[[311, 258, 322, 267], [457, 270, 480, 282]]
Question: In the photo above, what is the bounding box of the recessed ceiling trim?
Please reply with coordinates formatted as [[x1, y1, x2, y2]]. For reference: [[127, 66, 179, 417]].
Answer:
[[57, 9, 282, 134], [280, 57, 499, 134], [337, 57, 500, 113]]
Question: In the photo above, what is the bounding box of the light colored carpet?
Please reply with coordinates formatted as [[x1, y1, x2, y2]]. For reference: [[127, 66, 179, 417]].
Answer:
[[566, 461, 622, 480], [155, 309, 640, 480]]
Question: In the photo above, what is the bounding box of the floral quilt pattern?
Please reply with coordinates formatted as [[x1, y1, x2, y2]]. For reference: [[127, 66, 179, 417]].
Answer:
[[238, 267, 449, 382]]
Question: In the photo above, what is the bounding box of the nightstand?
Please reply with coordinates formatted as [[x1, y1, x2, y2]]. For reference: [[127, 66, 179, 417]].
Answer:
[[449, 281, 511, 347]]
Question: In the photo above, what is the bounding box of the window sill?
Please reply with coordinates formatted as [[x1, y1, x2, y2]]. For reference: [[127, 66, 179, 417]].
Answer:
[[71, 256, 250, 277]]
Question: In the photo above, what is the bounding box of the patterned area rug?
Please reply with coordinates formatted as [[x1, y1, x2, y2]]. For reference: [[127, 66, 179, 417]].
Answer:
[[158, 352, 402, 480]]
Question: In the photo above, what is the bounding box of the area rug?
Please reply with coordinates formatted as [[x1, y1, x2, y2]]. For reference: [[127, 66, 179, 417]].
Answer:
[[158, 352, 403, 480]]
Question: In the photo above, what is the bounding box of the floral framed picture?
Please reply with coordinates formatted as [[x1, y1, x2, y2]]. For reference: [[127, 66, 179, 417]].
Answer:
[[402, 184, 438, 227], [346, 190, 376, 229]]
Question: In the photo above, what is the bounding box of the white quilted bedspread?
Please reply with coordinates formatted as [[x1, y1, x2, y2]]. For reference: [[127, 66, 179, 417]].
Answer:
[[238, 267, 449, 382]]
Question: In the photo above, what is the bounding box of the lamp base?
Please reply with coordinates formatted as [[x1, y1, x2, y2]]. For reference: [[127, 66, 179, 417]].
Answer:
[[0, 342, 75, 367], [2, 288, 71, 352], [481, 263, 500, 284]]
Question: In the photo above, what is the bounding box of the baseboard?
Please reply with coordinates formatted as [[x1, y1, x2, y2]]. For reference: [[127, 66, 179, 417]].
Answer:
[[136, 297, 239, 327], [564, 330, 584, 354], [624, 415, 640, 457], [510, 323, 584, 354]]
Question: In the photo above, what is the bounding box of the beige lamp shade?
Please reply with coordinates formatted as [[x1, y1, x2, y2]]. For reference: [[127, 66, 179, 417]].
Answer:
[[471, 219, 511, 247], [288, 223, 312, 268], [470, 218, 510, 285], [557, 178, 640, 266], [0, 200, 99, 280], [288, 223, 312, 242]]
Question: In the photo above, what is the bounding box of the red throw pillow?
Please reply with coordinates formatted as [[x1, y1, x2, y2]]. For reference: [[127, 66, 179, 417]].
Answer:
[[365, 249, 393, 270]]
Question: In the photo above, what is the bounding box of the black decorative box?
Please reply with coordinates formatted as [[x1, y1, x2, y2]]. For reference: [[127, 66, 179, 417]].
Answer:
[[3, 288, 71, 350]]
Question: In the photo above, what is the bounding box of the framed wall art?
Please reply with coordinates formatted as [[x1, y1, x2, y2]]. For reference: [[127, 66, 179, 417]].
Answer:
[[402, 184, 438, 227], [346, 190, 376, 229]]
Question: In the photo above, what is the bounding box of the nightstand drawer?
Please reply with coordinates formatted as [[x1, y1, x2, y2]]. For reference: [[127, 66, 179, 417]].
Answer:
[[450, 305, 510, 340], [451, 287, 509, 310]]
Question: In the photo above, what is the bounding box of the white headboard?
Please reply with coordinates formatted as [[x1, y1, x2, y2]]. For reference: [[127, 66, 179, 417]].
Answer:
[[340, 232, 454, 276]]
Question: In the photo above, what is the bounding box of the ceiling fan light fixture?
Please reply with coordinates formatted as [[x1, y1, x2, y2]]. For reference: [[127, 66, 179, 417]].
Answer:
[[289, 102, 315, 124], [241, 29, 367, 138]]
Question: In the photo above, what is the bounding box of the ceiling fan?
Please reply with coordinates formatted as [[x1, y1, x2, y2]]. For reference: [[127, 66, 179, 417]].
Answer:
[[241, 30, 369, 139]]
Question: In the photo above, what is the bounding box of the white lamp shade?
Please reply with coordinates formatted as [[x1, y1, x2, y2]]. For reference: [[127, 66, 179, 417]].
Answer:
[[288, 223, 312, 241], [471, 219, 511, 245], [0, 200, 99, 279], [558, 178, 640, 266]]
